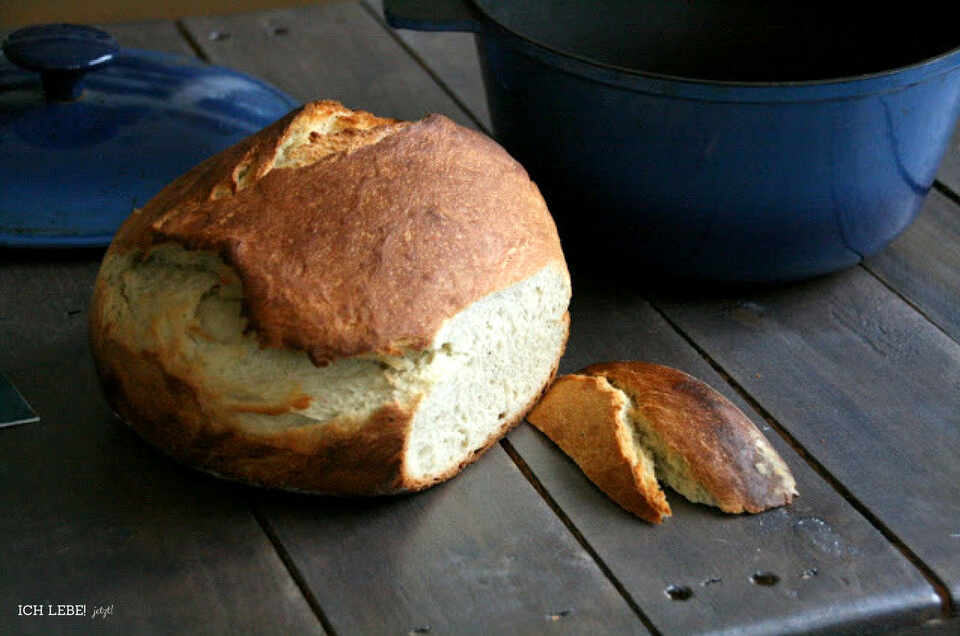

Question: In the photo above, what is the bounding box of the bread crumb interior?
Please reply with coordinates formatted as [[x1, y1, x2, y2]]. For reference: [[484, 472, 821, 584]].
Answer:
[[225, 103, 405, 196], [97, 244, 570, 483], [605, 378, 721, 508], [406, 266, 571, 480]]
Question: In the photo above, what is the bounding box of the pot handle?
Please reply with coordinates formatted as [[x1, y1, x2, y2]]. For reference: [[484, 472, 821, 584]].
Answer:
[[383, 0, 483, 33]]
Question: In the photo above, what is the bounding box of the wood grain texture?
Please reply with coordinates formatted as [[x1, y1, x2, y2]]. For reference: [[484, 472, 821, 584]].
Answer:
[[97, 19, 197, 55], [364, 0, 492, 131], [654, 266, 960, 614], [5, 5, 960, 634], [0, 21, 322, 636], [251, 447, 649, 635], [386, 15, 952, 633], [510, 270, 941, 635], [0, 254, 323, 636], [180, 2, 474, 126], [865, 189, 960, 343], [176, 6, 649, 634]]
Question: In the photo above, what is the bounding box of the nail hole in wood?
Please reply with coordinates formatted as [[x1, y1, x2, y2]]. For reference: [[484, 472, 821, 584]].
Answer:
[[664, 584, 693, 600], [750, 571, 780, 586]]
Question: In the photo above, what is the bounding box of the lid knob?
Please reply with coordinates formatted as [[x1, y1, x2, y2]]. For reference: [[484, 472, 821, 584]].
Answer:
[[2, 24, 119, 101]]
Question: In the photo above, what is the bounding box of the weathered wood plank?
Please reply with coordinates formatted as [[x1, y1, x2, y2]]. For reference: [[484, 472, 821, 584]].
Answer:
[[0, 255, 323, 636], [653, 266, 960, 615], [7, 6, 955, 634], [508, 270, 942, 635], [865, 189, 960, 343], [252, 446, 648, 635], [363, 0, 492, 131], [98, 19, 197, 55], [180, 2, 474, 126], [179, 6, 651, 634], [0, 21, 325, 635], [935, 121, 960, 198], [381, 13, 951, 633]]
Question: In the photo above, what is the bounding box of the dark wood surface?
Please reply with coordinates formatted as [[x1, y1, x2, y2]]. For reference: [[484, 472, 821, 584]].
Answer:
[[2, 3, 960, 634]]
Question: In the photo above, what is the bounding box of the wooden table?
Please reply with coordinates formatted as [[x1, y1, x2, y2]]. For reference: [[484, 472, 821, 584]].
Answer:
[[3, 3, 960, 634]]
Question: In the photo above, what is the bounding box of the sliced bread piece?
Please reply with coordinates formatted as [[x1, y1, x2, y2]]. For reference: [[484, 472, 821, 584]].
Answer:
[[527, 361, 797, 522], [525, 373, 671, 523]]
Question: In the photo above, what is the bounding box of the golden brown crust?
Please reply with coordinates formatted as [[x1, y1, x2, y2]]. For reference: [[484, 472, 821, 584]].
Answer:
[[582, 361, 797, 514], [108, 101, 566, 364], [89, 101, 570, 495], [92, 329, 414, 494], [91, 300, 567, 496], [526, 374, 672, 523]]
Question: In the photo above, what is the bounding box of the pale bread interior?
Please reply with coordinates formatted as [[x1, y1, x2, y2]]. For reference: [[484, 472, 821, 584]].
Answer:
[[211, 101, 404, 199], [598, 376, 715, 514], [96, 244, 570, 483], [614, 387, 661, 497], [530, 368, 797, 522], [615, 383, 721, 508], [529, 374, 715, 519]]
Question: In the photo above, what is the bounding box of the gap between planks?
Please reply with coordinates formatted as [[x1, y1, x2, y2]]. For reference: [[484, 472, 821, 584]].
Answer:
[[646, 301, 956, 621], [247, 495, 339, 635], [155, 13, 633, 633], [861, 261, 960, 355], [498, 437, 664, 636], [933, 181, 960, 210], [174, 19, 211, 62], [358, 0, 489, 133], [161, 19, 329, 634], [134, 7, 959, 626]]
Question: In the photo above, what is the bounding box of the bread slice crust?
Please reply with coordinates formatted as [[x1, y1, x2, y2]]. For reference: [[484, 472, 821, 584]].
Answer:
[[526, 374, 671, 522], [527, 361, 797, 522]]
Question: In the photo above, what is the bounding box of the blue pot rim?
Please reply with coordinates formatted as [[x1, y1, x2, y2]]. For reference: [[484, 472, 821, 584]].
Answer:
[[477, 10, 960, 103]]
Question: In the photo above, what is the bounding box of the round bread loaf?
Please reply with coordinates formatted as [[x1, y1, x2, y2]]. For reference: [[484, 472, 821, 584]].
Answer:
[[89, 101, 571, 495]]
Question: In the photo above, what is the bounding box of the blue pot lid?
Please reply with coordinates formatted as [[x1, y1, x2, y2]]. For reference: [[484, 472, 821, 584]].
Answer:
[[0, 24, 299, 248]]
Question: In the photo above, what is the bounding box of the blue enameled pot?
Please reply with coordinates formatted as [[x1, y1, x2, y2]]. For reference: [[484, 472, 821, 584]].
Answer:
[[386, 0, 960, 283]]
